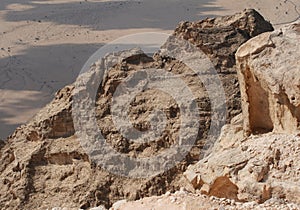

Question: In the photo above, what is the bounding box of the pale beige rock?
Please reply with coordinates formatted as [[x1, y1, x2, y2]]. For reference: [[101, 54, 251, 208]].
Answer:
[[186, 123, 300, 203], [236, 21, 300, 135], [184, 21, 300, 204], [183, 169, 203, 189], [117, 191, 300, 210], [110, 200, 127, 210]]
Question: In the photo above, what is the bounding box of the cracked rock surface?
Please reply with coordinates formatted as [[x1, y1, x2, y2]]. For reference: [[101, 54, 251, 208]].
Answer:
[[0, 9, 275, 209], [236, 21, 300, 135], [184, 21, 300, 205]]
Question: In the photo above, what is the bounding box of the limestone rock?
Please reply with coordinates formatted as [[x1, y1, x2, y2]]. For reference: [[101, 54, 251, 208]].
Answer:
[[9, 85, 75, 141], [184, 21, 300, 204], [114, 191, 300, 210], [90, 206, 107, 210], [175, 9, 274, 72], [0, 10, 275, 209], [186, 124, 300, 204], [110, 199, 127, 210], [174, 9, 274, 122], [236, 21, 300, 135]]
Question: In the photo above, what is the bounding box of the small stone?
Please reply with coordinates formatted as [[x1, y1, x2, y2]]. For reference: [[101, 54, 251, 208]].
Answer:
[[242, 145, 248, 151], [111, 200, 127, 210], [235, 202, 242, 206], [170, 196, 177, 203], [174, 191, 186, 196], [200, 184, 210, 194], [90, 206, 106, 210]]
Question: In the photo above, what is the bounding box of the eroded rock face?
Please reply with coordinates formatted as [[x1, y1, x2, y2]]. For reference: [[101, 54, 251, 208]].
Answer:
[[0, 53, 193, 210], [9, 85, 75, 141], [175, 9, 274, 72], [0, 10, 274, 209], [114, 190, 300, 210], [174, 9, 274, 121], [236, 22, 300, 135], [185, 117, 300, 204], [184, 21, 300, 204]]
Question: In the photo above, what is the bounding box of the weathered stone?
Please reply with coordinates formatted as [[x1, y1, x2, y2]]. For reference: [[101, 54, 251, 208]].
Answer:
[[183, 170, 203, 189], [174, 9, 274, 122], [110, 200, 127, 210], [186, 123, 300, 203], [236, 21, 300, 135], [9, 85, 75, 141], [0, 9, 275, 209], [184, 21, 300, 204], [90, 206, 107, 210]]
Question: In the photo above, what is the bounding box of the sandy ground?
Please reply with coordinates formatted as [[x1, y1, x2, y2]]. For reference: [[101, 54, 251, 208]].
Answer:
[[0, 0, 299, 139]]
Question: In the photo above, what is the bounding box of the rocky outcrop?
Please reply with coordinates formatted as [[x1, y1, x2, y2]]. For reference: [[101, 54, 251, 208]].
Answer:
[[184, 22, 300, 204], [174, 9, 274, 121], [185, 121, 300, 203], [9, 85, 75, 141], [0, 10, 275, 209], [236, 22, 300, 135], [1, 53, 193, 210], [113, 190, 300, 210], [174, 9, 274, 72]]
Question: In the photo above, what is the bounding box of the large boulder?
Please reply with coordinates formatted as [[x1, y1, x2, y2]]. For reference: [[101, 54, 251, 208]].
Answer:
[[186, 122, 300, 203], [184, 22, 300, 204], [174, 9, 274, 122], [236, 21, 300, 135]]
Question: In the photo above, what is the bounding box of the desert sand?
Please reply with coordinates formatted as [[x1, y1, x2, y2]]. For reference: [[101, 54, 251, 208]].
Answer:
[[0, 0, 299, 139]]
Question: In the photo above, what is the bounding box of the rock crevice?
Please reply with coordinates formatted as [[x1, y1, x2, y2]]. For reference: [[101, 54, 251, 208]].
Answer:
[[184, 21, 300, 205], [236, 23, 300, 135]]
